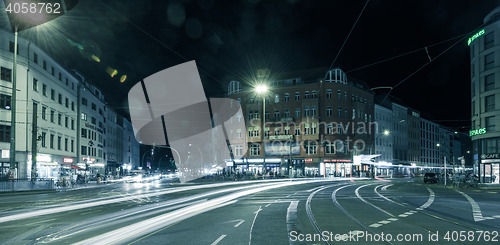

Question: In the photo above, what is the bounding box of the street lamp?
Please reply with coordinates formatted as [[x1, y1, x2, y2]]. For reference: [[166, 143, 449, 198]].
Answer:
[[372, 129, 390, 177], [255, 84, 268, 176]]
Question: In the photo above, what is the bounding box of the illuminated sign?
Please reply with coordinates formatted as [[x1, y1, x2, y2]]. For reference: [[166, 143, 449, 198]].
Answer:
[[469, 128, 486, 136], [468, 29, 485, 46], [63, 158, 74, 163]]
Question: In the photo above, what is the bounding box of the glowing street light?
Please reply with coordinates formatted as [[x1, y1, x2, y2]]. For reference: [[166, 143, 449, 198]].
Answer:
[[254, 84, 268, 176]]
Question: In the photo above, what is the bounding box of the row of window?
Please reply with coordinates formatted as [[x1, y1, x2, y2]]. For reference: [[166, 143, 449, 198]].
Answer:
[[245, 141, 351, 157], [248, 107, 372, 121], [33, 78, 75, 111], [271, 90, 370, 105], [40, 105, 75, 130], [39, 132, 75, 152], [81, 145, 103, 158]]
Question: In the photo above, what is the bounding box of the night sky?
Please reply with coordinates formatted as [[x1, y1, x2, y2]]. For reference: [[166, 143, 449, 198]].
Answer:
[[2, 0, 500, 132]]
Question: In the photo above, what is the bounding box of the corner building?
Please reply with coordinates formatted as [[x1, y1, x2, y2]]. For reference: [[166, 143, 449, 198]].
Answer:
[[227, 68, 374, 177], [470, 6, 500, 183]]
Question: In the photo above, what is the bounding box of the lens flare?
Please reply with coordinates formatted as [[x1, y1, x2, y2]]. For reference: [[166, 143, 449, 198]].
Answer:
[[120, 75, 127, 83], [91, 55, 100, 62], [106, 67, 118, 77]]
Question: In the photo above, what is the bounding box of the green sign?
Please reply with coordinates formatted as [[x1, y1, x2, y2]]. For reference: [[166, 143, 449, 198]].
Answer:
[[468, 29, 485, 46], [469, 128, 486, 137]]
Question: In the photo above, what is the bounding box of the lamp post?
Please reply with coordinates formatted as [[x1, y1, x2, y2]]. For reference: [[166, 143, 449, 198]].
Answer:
[[9, 28, 18, 175], [255, 84, 268, 176], [371, 129, 390, 178]]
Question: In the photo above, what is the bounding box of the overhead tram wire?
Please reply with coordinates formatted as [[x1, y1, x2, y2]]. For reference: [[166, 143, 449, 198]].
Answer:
[[380, 24, 487, 106], [98, 0, 239, 87], [326, 0, 370, 72], [346, 33, 469, 73]]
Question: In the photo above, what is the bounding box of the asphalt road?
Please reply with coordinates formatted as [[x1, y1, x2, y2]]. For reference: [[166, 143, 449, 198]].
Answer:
[[0, 178, 499, 244]]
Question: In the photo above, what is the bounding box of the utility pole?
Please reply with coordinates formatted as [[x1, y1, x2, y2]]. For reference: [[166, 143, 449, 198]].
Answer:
[[9, 29, 18, 174], [31, 102, 38, 181]]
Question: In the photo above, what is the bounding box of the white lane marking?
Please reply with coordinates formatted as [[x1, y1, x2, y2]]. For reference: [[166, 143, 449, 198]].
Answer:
[[265, 203, 271, 207], [456, 190, 486, 222], [211, 234, 227, 245], [234, 219, 245, 228], [369, 223, 382, 228], [287, 201, 300, 245], [355, 184, 393, 217], [306, 186, 323, 192], [398, 214, 408, 217], [379, 220, 391, 224], [249, 206, 263, 245], [387, 218, 398, 221], [381, 184, 393, 191], [23, 218, 57, 226], [417, 188, 435, 210]]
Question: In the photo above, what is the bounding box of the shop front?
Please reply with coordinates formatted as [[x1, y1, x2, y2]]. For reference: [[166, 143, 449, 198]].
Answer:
[[479, 154, 500, 184], [322, 159, 354, 178]]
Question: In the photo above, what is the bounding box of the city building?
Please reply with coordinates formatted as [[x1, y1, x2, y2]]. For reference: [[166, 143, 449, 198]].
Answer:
[[0, 30, 139, 180], [227, 68, 375, 177], [373, 104, 393, 176], [470, 6, 500, 183]]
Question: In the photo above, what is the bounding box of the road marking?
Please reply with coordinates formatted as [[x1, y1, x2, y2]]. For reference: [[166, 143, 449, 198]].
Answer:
[[456, 190, 486, 221], [211, 234, 226, 245], [387, 218, 398, 221], [398, 214, 408, 217], [417, 188, 435, 210], [355, 184, 393, 217], [234, 219, 245, 227], [381, 184, 393, 191], [379, 220, 391, 224], [369, 223, 382, 228], [249, 206, 262, 245], [287, 201, 300, 245], [265, 203, 271, 207], [24, 218, 57, 226]]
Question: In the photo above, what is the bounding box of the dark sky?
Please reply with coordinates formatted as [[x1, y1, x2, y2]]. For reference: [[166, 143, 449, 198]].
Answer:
[[2, 0, 500, 132]]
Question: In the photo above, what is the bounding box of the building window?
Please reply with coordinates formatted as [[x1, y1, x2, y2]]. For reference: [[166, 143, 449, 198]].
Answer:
[[1, 67, 12, 81], [43, 60, 47, 70], [305, 141, 317, 155], [41, 132, 46, 147], [91, 103, 96, 110], [486, 95, 495, 112], [295, 127, 300, 136], [49, 110, 54, 123], [326, 106, 333, 116], [311, 123, 317, 134], [327, 124, 333, 134], [326, 89, 332, 99], [65, 116, 69, 128], [0, 125, 11, 142], [274, 128, 280, 135], [274, 110, 280, 120], [50, 134, 54, 149], [82, 97, 88, 106], [41, 106, 47, 120], [483, 138, 498, 154], [81, 128, 87, 138], [485, 53, 494, 70], [8, 41, 18, 54], [51, 67, 55, 76], [71, 139, 74, 152], [71, 118, 75, 130], [284, 93, 290, 102], [311, 90, 317, 98], [81, 145, 87, 155], [295, 108, 300, 118], [58, 113, 62, 125], [284, 126, 290, 135], [34, 53, 38, 64], [65, 138, 68, 151], [250, 144, 260, 156], [294, 92, 300, 101], [42, 84, 47, 96], [486, 116, 495, 132], [81, 113, 87, 121], [0, 94, 11, 109], [485, 32, 494, 49], [304, 124, 310, 135], [325, 142, 335, 154], [304, 106, 310, 117], [304, 91, 310, 99], [274, 94, 279, 103], [234, 145, 243, 156], [71, 101, 75, 111], [284, 109, 290, 118], [311, 106, 316, 116], [485, 73, 495, 91], [51, 89, 55, 100], [58, 94, 62, 104], [236, 129, 242, 139], [337, 106, 342, 117], [58, 72, 62, 81]]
